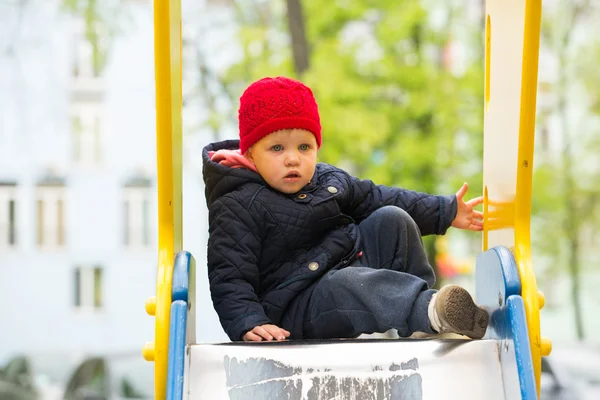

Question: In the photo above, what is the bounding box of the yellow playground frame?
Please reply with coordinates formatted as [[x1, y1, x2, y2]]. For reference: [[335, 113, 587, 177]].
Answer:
[[482, 0, 551, 397], [142, 1, 183, 399], [143, 1, 552, 399], [510, 0, 552, 386]]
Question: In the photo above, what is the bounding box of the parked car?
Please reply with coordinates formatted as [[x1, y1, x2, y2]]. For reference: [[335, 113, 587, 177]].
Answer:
[[540, 343, 600, 400], [0, 353, 84, 400], [0, 352, 153, 400], [63, 353, 153, 400]]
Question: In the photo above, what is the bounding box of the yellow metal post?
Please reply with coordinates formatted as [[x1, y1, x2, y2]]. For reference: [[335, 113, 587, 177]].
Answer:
[[483, 0, 550, 396], [514, 0, 552, 395], [143, 1, 183, 399]]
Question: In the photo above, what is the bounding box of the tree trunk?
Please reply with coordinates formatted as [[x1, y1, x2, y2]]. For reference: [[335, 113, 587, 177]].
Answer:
[[567, 218, 584, 339], [560, 101, 585, 340], [285, 0, 310, 76], [558, 51, 585, 340]]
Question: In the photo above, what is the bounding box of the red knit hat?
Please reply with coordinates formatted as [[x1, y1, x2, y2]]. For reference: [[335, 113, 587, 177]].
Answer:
[[238, 76, 322, 154]]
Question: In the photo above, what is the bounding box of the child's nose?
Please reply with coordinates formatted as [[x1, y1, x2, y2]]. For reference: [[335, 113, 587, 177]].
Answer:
[[284, 152, 300, 166]]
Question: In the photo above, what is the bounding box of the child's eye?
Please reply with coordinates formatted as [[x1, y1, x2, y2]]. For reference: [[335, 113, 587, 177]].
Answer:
[[271, 145, 283, 152], [299, 144, 310, 151]]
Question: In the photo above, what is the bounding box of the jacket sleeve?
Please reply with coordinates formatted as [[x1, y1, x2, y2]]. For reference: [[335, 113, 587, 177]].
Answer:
[[341, 173, 458, 236], [207, 196, 272, 341]]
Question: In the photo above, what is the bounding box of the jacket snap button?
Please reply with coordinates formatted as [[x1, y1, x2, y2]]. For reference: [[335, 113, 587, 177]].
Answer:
[[308, 262, 319, 271], [298, 193, 307, 199], [327, 186, 338, 194]]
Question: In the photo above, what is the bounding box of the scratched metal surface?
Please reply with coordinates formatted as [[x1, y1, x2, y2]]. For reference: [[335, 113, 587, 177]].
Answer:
[[184, 339, 515, 400]]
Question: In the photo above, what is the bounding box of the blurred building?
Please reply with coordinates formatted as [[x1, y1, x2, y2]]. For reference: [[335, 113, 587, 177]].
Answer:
[[0, 0, 227, 365]]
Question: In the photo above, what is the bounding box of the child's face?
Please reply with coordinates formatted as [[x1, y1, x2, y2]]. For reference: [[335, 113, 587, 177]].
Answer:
[[246, 129, 318, 194]]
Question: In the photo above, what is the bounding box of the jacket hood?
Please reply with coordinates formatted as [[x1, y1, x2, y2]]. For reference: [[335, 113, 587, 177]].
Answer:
[[202, 139, 266, 207]]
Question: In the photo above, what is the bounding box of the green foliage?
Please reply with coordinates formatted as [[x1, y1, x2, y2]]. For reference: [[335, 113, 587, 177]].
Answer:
[[578, 43, 600, 116], [531, 0, 600, 338], [61, 0, 123, 76], [207, 0, 486, 284], [532, 2, 600, 272], [223, 0, 484, 195]]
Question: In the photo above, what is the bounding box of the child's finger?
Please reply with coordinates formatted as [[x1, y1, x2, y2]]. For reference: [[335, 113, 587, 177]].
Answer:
[[264, 325, 287, 340], [473, 210, 484, 219], [275, 328, 289, 340], [253, 326, 274, 341], [467, 196, 484, 207], [471, 219, 483, 228], [455, 182, 468, 200], [272, 326, 290, 336], [469, 221, 483, 231], [244, 331, 263, 341]]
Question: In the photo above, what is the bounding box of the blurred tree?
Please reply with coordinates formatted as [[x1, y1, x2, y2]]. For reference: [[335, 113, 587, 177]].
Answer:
[[533, 0, 600, 340], [192, 0, 485, 286], [61, 0, 124, 76], [286, 0, 310, 75], [181, 1, 291, 141]]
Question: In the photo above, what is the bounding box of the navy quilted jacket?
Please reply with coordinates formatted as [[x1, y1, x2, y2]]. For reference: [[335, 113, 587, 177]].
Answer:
[[202, 140, 458, 341]]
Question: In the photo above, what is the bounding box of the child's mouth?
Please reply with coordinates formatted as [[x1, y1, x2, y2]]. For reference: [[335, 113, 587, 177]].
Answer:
[[284, 172, 301, 181]]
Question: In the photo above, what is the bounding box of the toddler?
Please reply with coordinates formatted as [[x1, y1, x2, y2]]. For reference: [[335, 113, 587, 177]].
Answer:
[[202, 76, 489, 342]]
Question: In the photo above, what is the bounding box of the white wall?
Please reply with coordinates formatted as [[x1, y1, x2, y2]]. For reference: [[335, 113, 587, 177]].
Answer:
[[0, 0, 228, 365]]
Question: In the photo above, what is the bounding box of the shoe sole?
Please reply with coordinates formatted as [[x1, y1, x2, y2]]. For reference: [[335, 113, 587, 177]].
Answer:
[[435, 285, 489, 339]]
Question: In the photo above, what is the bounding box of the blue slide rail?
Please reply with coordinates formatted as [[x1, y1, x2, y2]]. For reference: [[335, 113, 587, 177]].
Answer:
[[167, 251, 194, 400], [476, 245, 537, 399]]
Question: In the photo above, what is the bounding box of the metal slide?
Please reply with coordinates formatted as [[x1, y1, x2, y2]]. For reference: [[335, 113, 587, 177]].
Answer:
[[144, 1, 551, 399], [165, 246, 537, 399]]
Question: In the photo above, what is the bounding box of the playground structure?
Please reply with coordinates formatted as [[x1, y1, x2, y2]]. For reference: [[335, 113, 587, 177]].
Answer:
[[141, 0, 553, 399]]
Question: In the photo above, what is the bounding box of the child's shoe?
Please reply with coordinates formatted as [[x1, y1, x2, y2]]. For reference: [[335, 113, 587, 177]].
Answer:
[[428, 285, 489, 339]]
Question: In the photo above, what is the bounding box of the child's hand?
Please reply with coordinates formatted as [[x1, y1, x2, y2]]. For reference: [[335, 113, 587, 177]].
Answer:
[[243, 324, 291, 341], [451, 183, 484, 231]]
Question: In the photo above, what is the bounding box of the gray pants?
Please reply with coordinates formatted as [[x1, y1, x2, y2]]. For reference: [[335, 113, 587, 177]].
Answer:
[[304, 206, 437, 338]]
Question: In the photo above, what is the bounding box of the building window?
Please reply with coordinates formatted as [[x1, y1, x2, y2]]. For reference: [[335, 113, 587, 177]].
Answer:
[[0, 182, 17, 248], [71, 106, 103, 166], [71, 25, 98, 79], [123, 178, 153, 249], [36, 178, 66, 249], [74, 266, 103, 310], [37, 199, 44, 246]]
